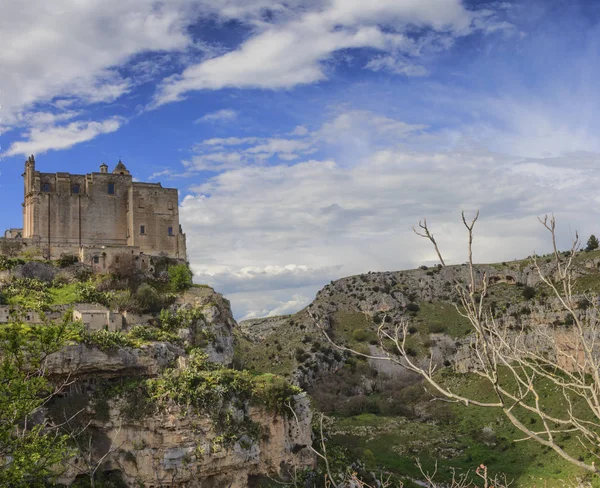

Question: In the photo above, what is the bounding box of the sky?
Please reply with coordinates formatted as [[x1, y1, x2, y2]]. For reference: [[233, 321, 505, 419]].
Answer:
[[2, 0, 600, 319]]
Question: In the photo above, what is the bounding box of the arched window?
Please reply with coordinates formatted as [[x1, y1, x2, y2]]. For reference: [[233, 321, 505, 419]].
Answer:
[[41, 182, 50, 192], [72, 184, 80, 194]]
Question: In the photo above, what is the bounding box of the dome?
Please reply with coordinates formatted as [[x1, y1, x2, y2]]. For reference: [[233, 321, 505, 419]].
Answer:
[[112, 160, 130, 175]]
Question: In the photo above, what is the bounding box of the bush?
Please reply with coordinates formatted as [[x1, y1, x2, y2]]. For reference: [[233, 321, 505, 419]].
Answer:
[[57, 253, 79, 268], [352, 328, 371, 342], [18, 261, 56, 283], [405, 302, 420, 312], [168, 264, 193, 292], [522, 286, 536, 300], [0, 255, 23, 271], [84, 329, 136, 351], [135, 284, 163, 313], [0, 240, 23, 257], [75, 282, 108, 305]]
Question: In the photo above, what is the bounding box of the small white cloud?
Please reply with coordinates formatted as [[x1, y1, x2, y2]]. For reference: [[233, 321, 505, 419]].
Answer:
[[365, 55, 429, 76], [194, 108, 238, 123], [3, 117, 123, 157], [289, 125, 309, 136]]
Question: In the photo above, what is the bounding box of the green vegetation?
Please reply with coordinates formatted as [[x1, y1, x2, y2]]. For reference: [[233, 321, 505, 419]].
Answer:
[[413, 301, 471, 337], [0, 320, 73, 486], [586, 234, 599, 252], [168, 263, 193, 292], [329, 371, 597, 487], [147, 350, 301, 444]]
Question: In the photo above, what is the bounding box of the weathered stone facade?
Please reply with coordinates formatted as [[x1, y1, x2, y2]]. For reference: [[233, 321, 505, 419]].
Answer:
[[17, 155, 186, 263]]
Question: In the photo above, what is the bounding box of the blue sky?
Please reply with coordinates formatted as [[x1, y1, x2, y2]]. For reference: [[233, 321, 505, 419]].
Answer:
[[2, 0, 600, 319]]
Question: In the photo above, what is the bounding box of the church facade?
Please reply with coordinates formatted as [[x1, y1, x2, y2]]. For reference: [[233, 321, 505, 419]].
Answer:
[[15, 155, 186, 268]]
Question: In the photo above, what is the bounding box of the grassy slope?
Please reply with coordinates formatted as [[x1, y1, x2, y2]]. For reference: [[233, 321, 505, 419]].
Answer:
[[331, 371, 598, 487], [238, 251, 600, 485]]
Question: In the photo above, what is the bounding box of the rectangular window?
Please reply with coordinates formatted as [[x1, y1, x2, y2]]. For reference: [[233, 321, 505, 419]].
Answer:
[[93, 256, 99, 264], [168, 226, 173, 236], [108, 183, 115, 194], [42, 183, 50, 192], [72, 184, 80, 194], [140, 225, 145, 235]]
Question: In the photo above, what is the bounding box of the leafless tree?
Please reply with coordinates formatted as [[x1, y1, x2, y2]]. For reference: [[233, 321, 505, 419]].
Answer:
[[313, 212, 600, 476], [61, 418, 124, 488]]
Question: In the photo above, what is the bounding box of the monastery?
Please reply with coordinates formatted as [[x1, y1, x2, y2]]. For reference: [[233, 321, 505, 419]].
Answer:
[[3, 155, 186, 271]]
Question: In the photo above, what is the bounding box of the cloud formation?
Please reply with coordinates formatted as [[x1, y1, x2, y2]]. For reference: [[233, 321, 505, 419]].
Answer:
[[3, 118, 123, 157], [179, 108, 600, 319], [152, 0, 505, 106]]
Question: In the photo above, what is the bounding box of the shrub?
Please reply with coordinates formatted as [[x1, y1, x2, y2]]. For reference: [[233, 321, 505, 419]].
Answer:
[[57, 253, 79, 268], [427, 322, 446, 333], [522, 286, 536, 300], [84, 329, 136, 351], [75, 282, 108, 305], [135, 284, 163, 313], [0, 240, 23, 257], [0, 255, 23, 271], [159, 307, 204, 331], [352, 328, 371, 342], [168, 264, 193, 292], [18, 261, 56, 283], [405, 302, 420, 312]]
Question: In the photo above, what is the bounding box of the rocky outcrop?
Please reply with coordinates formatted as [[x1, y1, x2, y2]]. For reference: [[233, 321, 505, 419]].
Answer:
[[176, 286, 236, 365], [42, 284, 314, 486], [45, 342, 183, 377], [239, 315, 291, 341], [55, 393, 314, 487]]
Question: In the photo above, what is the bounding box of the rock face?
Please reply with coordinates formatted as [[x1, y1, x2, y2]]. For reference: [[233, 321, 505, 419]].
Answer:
[[176, 286, 236, 365], [45, 285, 314, 486], [55, 393, 314, 487], [239, 315, 291, 341], [237, 252, 600, 388], [46, 341, 183, 377]]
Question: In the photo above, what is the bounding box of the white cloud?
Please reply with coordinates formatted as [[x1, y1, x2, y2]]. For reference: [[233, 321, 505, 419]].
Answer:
[[152, 0, 504, 106], [365, 55, 429, 76], [3, 117, 123, 157], [187, 134, 318, 171], [289, 125, 309, 136], [178, 106, 600, 319], [0, 0, 197, 127], [195, 109, 238, 123]]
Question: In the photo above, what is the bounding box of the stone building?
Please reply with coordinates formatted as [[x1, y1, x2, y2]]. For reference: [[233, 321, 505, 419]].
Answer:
[[12, 155, 186, 267]]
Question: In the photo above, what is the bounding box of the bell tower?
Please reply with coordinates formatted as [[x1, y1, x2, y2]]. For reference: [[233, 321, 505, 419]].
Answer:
[[23, 155, 36, 238]]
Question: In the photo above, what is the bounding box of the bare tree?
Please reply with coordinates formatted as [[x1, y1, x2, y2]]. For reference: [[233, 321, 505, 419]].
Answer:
[[313, 213, 600, 475], [61, 418, 124, 488]]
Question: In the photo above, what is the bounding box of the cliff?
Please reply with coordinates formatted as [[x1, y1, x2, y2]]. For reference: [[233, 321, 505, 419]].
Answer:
[[19, 279, 314, 486]]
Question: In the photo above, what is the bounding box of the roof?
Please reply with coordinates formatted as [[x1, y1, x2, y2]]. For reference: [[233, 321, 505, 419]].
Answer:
[[113, 160, 130, 175]]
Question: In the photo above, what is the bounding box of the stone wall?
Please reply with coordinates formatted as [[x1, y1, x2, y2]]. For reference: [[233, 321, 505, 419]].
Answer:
[[20, 157, 187, 262]]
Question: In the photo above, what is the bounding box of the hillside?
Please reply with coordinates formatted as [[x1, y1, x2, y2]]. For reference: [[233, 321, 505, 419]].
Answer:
[[0, 254, 313, 487], [237, 249, 600, 487]]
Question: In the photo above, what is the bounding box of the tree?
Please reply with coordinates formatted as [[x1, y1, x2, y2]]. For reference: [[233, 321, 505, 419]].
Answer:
[[314, 213, 600, 475], [586, 234, 599, 252], [0, 319, 74, 486], [168, 263, 193, 292]]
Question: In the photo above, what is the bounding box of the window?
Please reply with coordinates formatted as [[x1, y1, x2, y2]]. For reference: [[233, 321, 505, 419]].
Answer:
[[72, 184, 80, 194], [140, 225, 145, 235], [108, 182, 115, 194], [93, 256, 99, 264], [42, 182, 50, 192], [168, 226, 173, 236]]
